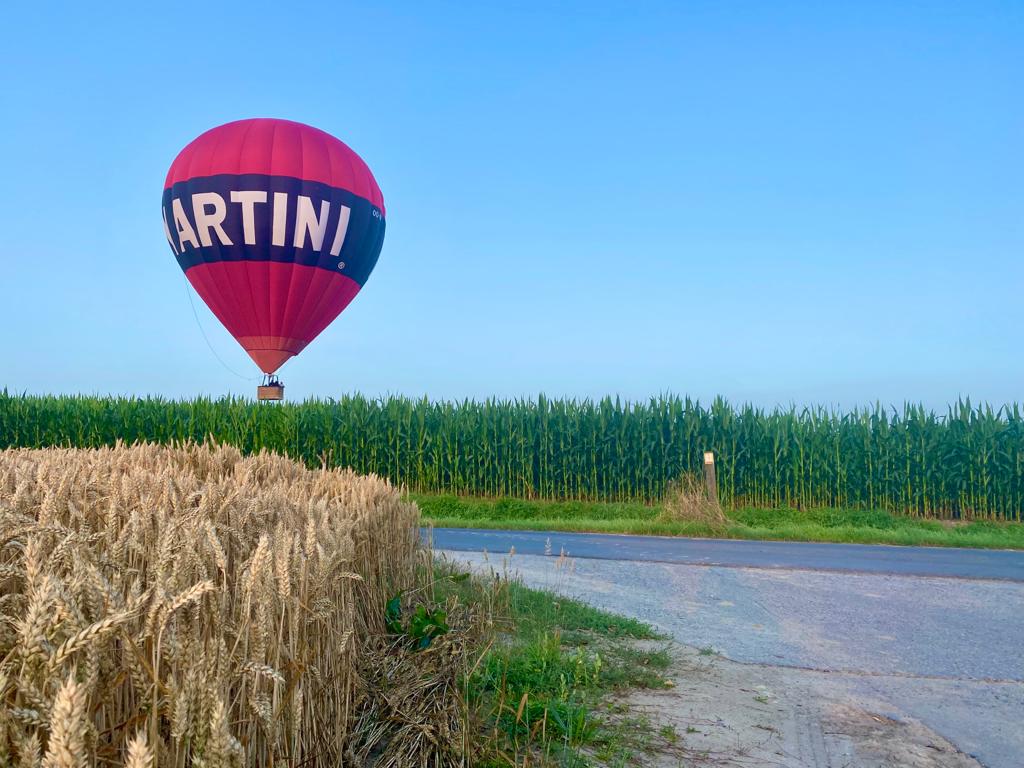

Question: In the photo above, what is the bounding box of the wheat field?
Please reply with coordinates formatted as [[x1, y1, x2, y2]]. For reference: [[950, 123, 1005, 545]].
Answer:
[[0, 442, 421, 767]]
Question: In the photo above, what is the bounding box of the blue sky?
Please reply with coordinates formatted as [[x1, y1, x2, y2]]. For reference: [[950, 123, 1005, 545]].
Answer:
[[1, 1, 1021, 408]]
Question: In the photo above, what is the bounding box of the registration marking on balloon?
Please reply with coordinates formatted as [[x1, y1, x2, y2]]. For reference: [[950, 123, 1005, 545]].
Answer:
[[162, 118, 385, 377]]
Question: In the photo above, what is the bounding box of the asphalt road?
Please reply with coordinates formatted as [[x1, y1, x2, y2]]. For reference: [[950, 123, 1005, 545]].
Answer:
[[433, 528, 1024, 767], [427, 527, 1024, 581]]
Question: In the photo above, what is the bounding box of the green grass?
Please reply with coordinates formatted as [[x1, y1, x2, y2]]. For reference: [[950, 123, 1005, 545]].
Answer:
[[433, 564, 672, 766], [416, 493, 1024, 550], [503, 579, 659, 641]]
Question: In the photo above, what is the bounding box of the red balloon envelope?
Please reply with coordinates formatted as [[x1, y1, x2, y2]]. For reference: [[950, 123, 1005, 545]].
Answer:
[[162, 118, 385, 374]]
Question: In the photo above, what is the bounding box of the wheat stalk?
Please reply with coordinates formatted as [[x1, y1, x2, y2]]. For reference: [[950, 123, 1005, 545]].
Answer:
[[41, 672, 87, 768], [122, 732, 151, 768]]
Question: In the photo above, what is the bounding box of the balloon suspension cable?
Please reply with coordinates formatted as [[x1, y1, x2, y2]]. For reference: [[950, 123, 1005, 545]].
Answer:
[[182, 277, 257, 382]]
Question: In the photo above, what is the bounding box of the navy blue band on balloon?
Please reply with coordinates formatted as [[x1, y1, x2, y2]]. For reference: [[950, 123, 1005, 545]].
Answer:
[[161, 173, 385, 287]]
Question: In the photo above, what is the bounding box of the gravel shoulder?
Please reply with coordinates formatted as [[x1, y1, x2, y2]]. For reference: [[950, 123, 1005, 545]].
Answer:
[[441, 549, 1024, 768]]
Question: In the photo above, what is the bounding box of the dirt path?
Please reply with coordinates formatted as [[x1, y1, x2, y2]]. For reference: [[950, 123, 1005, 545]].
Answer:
[[630, 644, 979, 767]]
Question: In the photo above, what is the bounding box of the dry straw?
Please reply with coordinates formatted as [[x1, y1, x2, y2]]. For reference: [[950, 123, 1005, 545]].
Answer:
[[0, 442, 420, 766], [658, 472, 727, 528]]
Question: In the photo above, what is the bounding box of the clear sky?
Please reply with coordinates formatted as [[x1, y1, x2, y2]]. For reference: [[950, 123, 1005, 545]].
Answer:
[[2, 1, 1021, 408]]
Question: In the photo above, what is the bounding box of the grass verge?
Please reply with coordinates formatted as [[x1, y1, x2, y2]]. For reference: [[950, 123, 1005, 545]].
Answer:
[[425, 558, 675, 766], [415, 494, 1024, 550]]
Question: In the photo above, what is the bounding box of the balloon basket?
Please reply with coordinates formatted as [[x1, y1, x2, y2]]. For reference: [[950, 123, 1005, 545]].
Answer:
[[257, 375, 284, 402]]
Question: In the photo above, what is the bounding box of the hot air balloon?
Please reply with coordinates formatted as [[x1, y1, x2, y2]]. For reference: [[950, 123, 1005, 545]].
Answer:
[[162, 118, 385, 399]]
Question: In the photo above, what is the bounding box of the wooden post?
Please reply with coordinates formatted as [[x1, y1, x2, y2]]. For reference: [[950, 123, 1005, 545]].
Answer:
[[703, 451, 718, 505]]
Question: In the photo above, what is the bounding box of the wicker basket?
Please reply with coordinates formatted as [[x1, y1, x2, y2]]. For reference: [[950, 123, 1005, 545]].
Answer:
[[257, 384, 285, 401]]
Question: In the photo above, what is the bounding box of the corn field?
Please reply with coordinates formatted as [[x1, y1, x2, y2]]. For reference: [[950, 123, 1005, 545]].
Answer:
[[0, 442, 422, 766], [1, 392, 1022, 520]]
